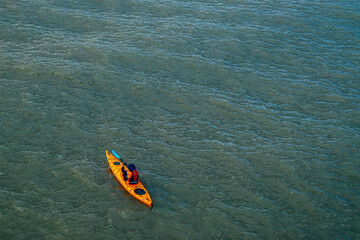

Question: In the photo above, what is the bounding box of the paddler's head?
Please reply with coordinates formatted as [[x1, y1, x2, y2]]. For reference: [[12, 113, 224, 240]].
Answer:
[[128, 164, 136, 171]]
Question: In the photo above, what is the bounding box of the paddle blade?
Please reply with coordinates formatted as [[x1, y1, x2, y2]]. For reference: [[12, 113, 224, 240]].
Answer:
[[112, 150, 120, 159], [112, 150, 126, 165]]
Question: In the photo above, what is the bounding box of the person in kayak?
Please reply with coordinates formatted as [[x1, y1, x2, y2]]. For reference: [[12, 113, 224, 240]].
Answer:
[[121, 163, 139, 184]]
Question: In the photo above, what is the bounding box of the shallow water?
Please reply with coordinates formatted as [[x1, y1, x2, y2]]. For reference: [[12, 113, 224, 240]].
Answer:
[[1, 0, 359, 239]]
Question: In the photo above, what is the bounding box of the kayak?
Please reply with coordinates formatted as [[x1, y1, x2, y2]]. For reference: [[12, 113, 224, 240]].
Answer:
[[106, 150, 153, 208]]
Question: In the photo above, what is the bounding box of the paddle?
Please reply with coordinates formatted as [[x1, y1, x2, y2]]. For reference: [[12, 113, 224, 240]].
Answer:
[[112, 150, 127, 166]]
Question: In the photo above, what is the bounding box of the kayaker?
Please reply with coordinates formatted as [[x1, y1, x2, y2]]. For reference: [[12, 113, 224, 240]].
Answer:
[[121, 163, 139, 184]]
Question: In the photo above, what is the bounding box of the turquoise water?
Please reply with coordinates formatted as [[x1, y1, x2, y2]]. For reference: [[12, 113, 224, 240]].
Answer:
[[1, 0, 359, 239]]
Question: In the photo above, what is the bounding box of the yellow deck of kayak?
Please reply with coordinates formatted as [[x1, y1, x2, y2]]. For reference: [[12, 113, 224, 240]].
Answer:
[[106, 150, 153, 208]]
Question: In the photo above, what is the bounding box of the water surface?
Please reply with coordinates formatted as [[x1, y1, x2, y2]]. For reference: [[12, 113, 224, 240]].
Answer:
[[1, 0, 359, 239]]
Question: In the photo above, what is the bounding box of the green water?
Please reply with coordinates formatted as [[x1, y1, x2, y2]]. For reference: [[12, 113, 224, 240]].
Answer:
[[1, 0, 359, 239]]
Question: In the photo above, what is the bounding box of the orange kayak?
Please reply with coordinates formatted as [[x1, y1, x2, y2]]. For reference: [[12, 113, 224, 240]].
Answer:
[[106, 150, 153, 208]]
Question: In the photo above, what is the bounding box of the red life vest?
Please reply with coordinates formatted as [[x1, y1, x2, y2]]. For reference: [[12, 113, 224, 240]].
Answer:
[[129, 170, 138, 183]]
